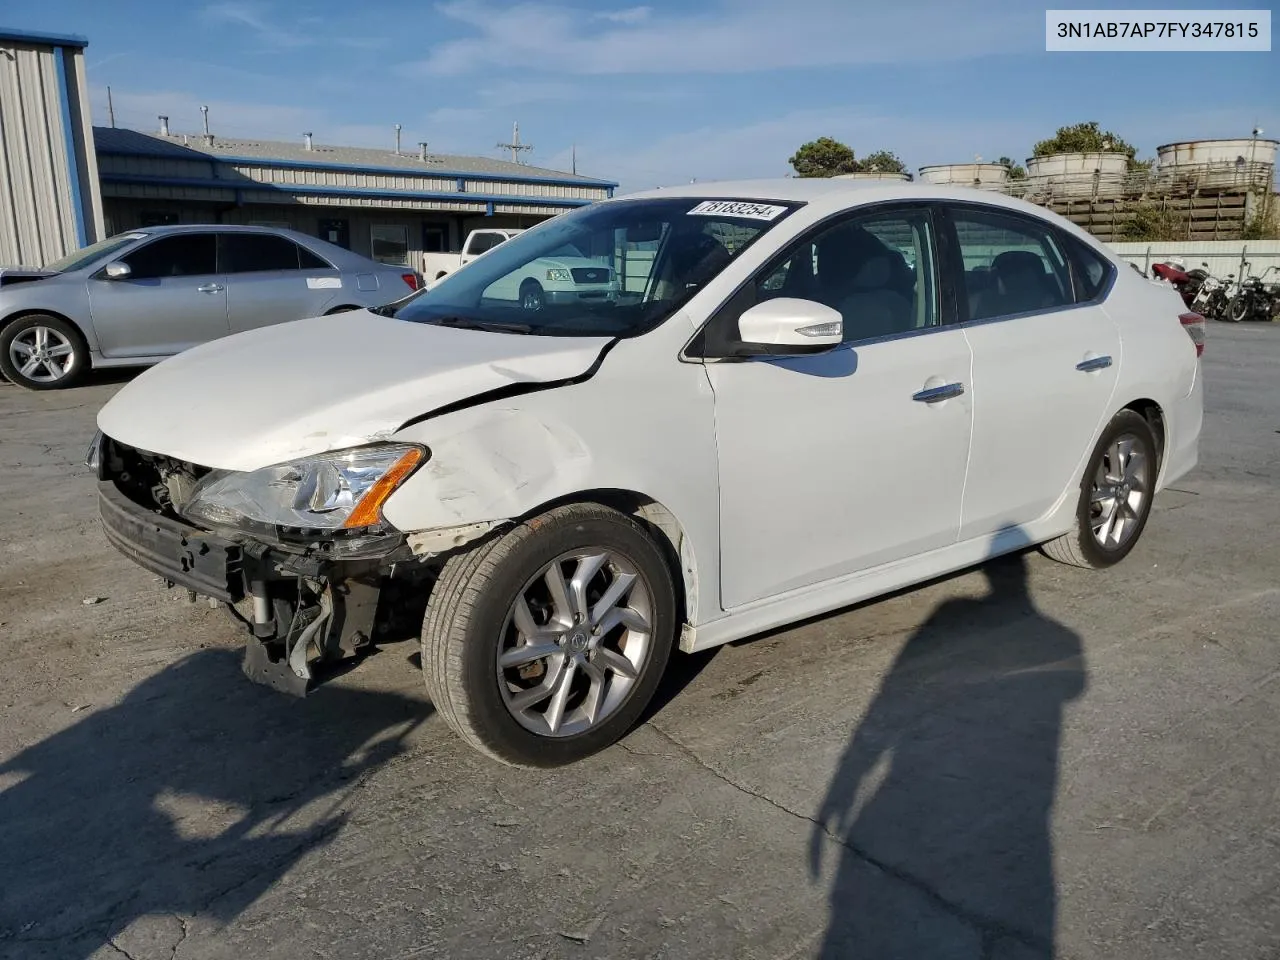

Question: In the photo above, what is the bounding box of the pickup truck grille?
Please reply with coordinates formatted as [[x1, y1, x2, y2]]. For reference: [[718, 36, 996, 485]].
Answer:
[[570, 267, 613, 285]]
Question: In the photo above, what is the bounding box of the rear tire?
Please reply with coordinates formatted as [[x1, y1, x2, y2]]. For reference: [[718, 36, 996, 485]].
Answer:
[[0, 314, 89, 391], [1041, 410, 1158, 569], [324, 304, 360, 315], [421, 503, 676, 767]]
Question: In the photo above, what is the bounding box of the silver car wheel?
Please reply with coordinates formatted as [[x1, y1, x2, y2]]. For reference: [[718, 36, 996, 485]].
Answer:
[[1090, 433, 1150, 550], [497, 549, 653, 738], [9, 325, 77, 383]]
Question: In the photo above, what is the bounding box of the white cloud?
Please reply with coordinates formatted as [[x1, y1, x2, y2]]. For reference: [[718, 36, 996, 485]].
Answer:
[[200, 2, 383, 51], [594, 6, 652, 24], [403, 0, 1038, 77]]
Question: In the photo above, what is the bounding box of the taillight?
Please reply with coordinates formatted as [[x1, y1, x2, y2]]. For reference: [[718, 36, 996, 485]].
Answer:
[[1179, 312, 1205, 357], [401, 272, 420, 291]]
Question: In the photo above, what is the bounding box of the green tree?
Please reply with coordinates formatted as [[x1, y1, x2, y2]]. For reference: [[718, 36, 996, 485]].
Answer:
[[998, 156, 1027, 180], [857, 150, 907, 174], [789, 137, 858, 178], [1119, 202, 1187, 242], [1242, 207, 1280, 240], [1033, 121, 1137, 159]]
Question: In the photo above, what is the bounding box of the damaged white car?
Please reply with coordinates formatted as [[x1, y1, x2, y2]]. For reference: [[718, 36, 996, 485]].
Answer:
[[91, 180, 1203, 766]]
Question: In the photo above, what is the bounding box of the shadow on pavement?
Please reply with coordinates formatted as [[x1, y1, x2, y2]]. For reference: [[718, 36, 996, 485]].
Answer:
[[810, 547, 1087, 959], [0, 648, 429, 958]]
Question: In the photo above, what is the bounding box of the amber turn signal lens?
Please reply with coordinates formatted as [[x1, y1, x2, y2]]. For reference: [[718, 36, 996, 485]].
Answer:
[[342, 447, 425, 529]]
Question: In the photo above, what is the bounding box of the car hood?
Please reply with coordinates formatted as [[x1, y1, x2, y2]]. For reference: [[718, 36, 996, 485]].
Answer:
[[0, 266, 58, 288], [97, 310, 613, 471]]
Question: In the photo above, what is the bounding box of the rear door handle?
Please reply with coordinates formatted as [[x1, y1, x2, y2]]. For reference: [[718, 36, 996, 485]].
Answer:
[[197, 283, 224, 294], [1076, 355, 1112, 372], [913, 382, 965, 403]]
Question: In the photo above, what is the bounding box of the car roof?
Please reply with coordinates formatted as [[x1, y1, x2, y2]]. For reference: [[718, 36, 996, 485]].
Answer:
[[112, 224, 385, 268], [129, 224, 318, 241], [615, 177, 1115, 256]]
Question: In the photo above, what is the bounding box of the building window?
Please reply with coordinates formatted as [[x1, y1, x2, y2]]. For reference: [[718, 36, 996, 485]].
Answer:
[[371, 224, 410, 265]]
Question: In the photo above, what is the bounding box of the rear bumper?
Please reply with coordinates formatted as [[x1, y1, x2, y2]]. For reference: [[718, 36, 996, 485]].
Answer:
[[98, 480, 245, 602], [1160, 364, 1203, 489]]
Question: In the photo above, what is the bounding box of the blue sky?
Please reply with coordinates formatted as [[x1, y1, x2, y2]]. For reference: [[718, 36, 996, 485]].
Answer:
[[8, 0, 1278, 191]]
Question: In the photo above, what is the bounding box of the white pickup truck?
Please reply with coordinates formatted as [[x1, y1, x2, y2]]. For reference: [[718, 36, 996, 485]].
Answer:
[[422, 228, 523, 282]]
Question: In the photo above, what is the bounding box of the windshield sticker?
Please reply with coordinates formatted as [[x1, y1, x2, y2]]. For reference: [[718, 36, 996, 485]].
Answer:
[[687, 200, 787, 221], [306, 276, 342, 289]]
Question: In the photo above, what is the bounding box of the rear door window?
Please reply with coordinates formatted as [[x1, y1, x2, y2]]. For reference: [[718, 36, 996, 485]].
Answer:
[[121, 234, 217, 280], [219, 234, 304, 273], [948, 206, 1073, 321]]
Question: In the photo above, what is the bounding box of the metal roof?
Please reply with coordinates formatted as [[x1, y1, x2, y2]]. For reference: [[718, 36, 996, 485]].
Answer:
[[0, 27, 89, 48], [93, 126, 615, 188]]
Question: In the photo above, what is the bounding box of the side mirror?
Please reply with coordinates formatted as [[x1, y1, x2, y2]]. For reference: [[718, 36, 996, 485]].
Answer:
[[104, 261, 132, 280], [737, 298, 843, 353]]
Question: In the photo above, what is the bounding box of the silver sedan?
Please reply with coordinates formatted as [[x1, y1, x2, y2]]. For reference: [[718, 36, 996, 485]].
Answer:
[[0, 225, 422, 390]]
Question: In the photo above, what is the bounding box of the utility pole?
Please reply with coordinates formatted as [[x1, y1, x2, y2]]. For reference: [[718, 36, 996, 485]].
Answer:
[[107, 86, 115, 128], [394, 123, 402, 156], [497, 121, 533, 164], [571, 144, 577, 175]]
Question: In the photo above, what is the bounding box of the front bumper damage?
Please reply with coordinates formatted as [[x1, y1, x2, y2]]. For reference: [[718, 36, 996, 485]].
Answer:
[[98, 479, 406, 696]]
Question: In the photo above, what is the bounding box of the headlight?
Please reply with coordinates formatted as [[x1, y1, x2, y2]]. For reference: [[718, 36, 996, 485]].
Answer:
[[545, 268, 572, 282], [181, 444, 426, 534]]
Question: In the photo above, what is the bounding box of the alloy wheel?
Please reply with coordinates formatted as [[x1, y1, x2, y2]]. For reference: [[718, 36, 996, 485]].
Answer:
[[497, 549, 653, 738], [1089, 433, 1150, 551], [8, 325, 76, 384]]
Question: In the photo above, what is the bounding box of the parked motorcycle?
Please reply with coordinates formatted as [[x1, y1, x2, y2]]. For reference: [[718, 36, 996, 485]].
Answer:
[[1150, 259, 1208, 309], [1191, 273, 1229, 320], [1226, 265, 1280, 323]]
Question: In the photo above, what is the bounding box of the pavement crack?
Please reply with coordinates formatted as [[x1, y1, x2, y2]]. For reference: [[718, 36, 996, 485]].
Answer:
[[641, 720, 1052, 957], [106, 939, 140, 960], [171, 915, 190, 959]]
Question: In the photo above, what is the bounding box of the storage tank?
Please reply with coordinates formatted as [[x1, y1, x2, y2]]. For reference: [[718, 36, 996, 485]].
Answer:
[[1156, 138, 1277, 189], [832, 171, 911, 181], [917, 163, 1009, 189], [1023, 151, 1130, 198]]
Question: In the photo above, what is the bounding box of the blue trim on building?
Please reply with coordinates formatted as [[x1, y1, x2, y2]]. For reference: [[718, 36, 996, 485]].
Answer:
[[0, 27, 89, 48], [95, 147, 617, 190], [53, 46, 88, 247], [98, 173, 596, 209]]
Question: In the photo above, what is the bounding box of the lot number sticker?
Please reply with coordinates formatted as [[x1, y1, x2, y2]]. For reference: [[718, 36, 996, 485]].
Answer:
[[687, 200, 788, 221], [306, 276, 342, 289]]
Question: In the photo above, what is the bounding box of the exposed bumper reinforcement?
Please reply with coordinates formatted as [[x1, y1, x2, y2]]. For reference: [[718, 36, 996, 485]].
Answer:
[[98, 480, 243, 603]]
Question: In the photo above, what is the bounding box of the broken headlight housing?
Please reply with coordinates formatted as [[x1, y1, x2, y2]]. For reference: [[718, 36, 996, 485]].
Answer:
[[180, 444, 426, 540]]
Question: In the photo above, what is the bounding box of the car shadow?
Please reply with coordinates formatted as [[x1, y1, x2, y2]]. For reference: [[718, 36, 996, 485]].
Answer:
[[0, 648, 429, 958], [807, 545, 1087, 958]]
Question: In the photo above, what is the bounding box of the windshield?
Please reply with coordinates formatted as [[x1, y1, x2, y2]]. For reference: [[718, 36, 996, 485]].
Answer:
[[392, 198, 797, 337], [42, 233, 147, 273]]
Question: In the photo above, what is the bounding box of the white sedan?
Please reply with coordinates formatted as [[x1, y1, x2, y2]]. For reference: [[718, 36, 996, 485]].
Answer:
[[91, 179, 1204, 767]]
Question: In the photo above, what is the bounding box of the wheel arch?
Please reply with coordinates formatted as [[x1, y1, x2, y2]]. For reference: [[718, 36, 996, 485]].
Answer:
[[1119, 397, 1166, 468], [0, 307, 96, 360], [514, 488, 699, 633]]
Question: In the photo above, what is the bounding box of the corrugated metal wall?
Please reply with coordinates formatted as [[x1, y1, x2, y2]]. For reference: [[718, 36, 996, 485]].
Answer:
[[1109, 240, 1280, 279], [0, 38, 100, 266]]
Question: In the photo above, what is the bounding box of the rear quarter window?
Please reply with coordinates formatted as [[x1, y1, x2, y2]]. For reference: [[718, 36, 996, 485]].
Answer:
[[1060, 233, 1115, 303]]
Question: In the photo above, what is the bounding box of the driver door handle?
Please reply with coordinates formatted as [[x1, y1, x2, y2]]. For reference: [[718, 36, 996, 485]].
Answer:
[[913, 382, 965, 403], [1076, 355, 1112, 372], [197, 283, 224, 294]]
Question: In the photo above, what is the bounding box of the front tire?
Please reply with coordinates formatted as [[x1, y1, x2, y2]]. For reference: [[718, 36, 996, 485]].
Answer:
[[1041, 410, 1158, 569], [421, 503, 677, 767], [519, 280, 545, 311], [0, 314, 89, 390]]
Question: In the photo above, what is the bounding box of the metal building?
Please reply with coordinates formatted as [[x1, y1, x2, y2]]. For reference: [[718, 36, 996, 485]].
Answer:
[[94, 126, 617, 272], [0, 28, 105, 266]]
